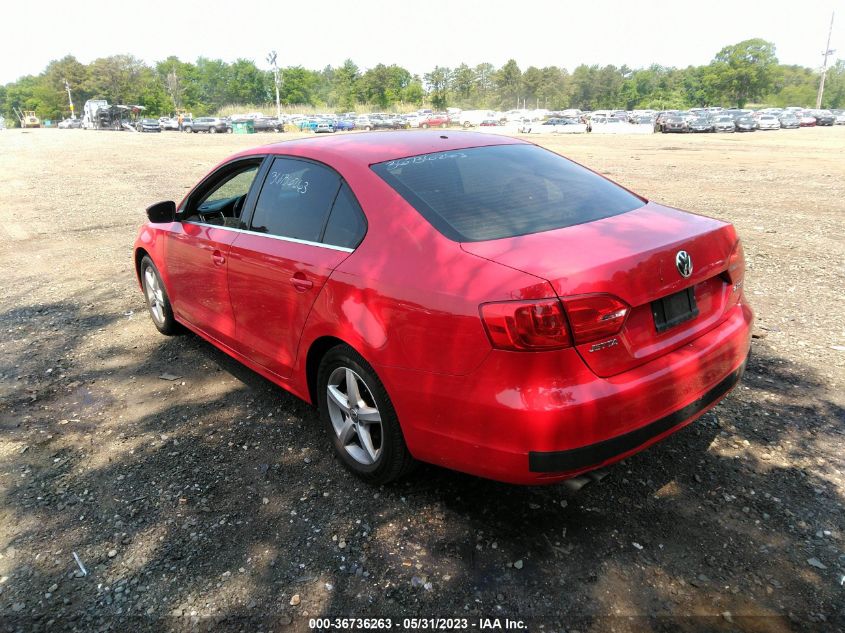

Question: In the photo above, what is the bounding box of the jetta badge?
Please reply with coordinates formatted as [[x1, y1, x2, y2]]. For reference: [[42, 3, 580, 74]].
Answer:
[[675, 250, 693, 278]]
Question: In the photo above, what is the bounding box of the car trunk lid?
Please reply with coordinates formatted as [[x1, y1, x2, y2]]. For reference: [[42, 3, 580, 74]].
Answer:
[[462, 202, 740, 377]]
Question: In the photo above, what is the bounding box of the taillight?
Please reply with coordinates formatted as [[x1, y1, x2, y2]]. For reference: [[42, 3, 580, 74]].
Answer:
[[561, 294, 630, 345], [725, 240, 745, 286], [480, 299, 571, 351]]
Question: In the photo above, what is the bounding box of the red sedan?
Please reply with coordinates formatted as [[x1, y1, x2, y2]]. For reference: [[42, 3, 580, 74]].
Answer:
[[134, 131, 752, 485], [419, 114, 450, 128]]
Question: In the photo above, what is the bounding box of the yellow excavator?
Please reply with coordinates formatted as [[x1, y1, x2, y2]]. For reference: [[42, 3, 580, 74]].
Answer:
[[13, 107, 41, 128]]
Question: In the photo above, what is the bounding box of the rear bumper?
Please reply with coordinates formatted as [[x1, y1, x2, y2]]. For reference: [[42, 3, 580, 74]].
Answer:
[[379, 300, 752, 485], [528, 359, 745, 473]]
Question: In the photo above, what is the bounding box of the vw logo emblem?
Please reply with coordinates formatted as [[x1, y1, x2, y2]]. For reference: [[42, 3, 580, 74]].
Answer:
[[675, 250, 693, 278]]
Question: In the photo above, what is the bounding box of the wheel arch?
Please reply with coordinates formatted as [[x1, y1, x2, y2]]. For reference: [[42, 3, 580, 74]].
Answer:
[[134, 247, 150, 286], [305, 335, 355, 406]]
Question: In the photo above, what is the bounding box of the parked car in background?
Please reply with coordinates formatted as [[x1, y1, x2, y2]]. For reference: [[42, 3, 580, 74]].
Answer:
[[159, 117, 179, 131], [654, 111, 680, 132], [479, 119, 501, 126], [712, 116, 736, 132], [384, 114, 409, 129], [735, 117, 757, 132], [134, 131, 751, 485], [589, 117, 628, 133], [687, 117, 713, 133], [297, 119, 322, 132], [832, 110, 845, 125], [809, 110, 835, 126], [252, 117, 284, 133], [354, 116, 385, 131], [420, 114, 450, 128], [314, 121, 335, 134], [756, 115, 780, 131], [519, 118, 587, 134], [136, 118, 162, 133], [58, 118, 84, 129], [455, 110, 500, 128], [778, 114, 800, 129], [798, 112, 817, 127], [661, 116, 689, 133], [334, 118, 356, 131], [184, 117, 228, 134]]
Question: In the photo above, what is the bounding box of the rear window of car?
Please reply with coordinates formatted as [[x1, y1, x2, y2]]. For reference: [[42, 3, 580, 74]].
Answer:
[[371, 144, 645, 242]]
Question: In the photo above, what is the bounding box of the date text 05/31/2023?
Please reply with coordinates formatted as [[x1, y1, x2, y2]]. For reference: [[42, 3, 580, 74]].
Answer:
[[307, 617, 527, 630]]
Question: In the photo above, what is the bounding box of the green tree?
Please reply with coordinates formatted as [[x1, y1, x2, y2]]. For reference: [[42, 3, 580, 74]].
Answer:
[[494, 59, 522, 108], [521, 66, 544, 106], [570, 64, 598, 110], [226, 59, 270, 106], [195, 57, 229, 110], [822, 59, 845, 108], [333, 59, 361, 110], [474, 62, 495, 105], [85, 55, 147, 104], [451, 63, 475, 103], [402, 77, 425, 106], [361, 64, 411, 108], [424, 66, 451, 110], [709, 38, 778, 107], [280, 66, 319, 105]]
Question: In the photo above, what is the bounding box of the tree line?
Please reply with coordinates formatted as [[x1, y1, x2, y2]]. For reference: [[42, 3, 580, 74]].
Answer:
[[2, 39, 843, 123]]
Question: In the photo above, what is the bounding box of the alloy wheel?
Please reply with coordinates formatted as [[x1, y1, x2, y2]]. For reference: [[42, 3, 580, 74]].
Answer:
[[144, 267, 165, 325], [326, 367, 383, 465]]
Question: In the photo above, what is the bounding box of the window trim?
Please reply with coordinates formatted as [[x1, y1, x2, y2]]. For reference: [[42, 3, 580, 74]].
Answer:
[[179, 153, 367, 254], [180, 222, 354, 253], [178, 155, 270, 221], [246, 154, 368, 250]]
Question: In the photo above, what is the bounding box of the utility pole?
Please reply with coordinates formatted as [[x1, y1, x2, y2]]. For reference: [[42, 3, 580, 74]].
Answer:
[[64, 79, 75, 119], [816, 11, 835, 109], [267, 50, 281, 121]]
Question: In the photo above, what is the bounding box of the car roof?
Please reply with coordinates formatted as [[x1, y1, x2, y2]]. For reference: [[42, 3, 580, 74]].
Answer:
[[231, 130, 526, 166]]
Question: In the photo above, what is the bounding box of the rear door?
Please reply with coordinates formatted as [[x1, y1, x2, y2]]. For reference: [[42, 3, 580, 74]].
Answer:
[[166, 158, 264, 347], [227, 157, 366, 378]]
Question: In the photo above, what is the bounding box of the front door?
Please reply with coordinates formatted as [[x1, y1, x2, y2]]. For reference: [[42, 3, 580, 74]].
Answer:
[[165, 159, 263, 347]]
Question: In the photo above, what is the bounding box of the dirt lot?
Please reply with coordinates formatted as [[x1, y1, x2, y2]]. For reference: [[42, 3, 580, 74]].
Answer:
[[0, 127, 843, 633]]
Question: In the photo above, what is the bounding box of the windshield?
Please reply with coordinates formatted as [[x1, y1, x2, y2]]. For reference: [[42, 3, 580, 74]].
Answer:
[[371, 144, 645, 242]]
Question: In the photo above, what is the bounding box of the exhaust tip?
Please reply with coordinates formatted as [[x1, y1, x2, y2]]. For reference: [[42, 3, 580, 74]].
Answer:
[[562, 468, 610, 492]]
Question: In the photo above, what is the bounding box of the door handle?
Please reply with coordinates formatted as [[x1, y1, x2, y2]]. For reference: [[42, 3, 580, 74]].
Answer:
[[212, 250, 226, 266], [290, 275, 313, 292]]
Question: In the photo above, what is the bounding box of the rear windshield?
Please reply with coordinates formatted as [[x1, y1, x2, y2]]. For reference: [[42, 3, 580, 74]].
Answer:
[[371, 144, 645, 242]]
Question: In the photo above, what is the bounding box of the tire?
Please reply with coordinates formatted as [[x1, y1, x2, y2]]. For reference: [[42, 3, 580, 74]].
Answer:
[[440, 122, 447, 128], [317, 344, 416, 485], [140, 255, 180, 335], [184, 127, 192, 134], [209, 127, 217, 134], [421, 123, 429, 129]]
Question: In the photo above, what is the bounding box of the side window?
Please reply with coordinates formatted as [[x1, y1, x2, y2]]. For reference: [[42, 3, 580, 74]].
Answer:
[[184, 163, 260, 227], [250, 157, 341, 242], [323, 183, 367, 249]]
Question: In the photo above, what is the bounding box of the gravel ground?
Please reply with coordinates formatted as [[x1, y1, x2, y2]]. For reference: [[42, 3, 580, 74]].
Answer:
[[0, 127, 843, 633]]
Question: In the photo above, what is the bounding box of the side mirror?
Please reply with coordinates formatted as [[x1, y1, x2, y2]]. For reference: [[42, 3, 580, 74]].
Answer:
[[146, 200, 176, 223]]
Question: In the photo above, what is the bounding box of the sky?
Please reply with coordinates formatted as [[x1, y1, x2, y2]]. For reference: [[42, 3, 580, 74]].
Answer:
[[1, 0, 841, 84]]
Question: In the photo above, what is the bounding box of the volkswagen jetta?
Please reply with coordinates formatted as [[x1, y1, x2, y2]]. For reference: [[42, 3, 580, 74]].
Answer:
[[134, 131, 752, 485]]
